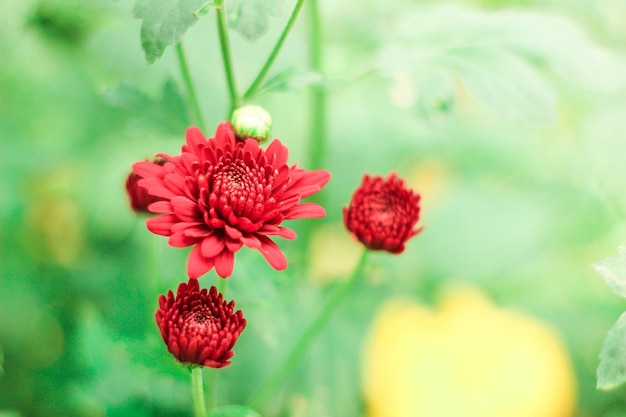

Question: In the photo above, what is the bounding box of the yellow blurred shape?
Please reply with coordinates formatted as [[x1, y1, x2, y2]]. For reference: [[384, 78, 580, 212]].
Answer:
[[407, 159, 450, 213], [20, 166, 88, 267], [363, 287, 576, 417], [309, 222, 363, 284]]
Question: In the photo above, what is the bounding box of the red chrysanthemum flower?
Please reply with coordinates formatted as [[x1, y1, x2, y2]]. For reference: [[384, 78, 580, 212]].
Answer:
[[344, 173, 423, 253], [132, 122, 331, 278], [125, 158, 167, 213], [156, 279, 246, 368]]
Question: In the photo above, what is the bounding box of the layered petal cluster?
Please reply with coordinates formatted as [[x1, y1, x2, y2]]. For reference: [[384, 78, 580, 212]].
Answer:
[[344, 173, 422, 253], [156, 279, 246, 368], [133, 122, 331, 278]]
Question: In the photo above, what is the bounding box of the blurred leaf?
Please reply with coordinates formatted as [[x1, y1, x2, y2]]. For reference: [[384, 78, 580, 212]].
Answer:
[[598, 312, 626, 389], [0, 344, 3, 378], [75, 304, 116, 374], [258, 66, 322, 94], [486, 12, 623, 92], [28, 0, 95, 45], [595, 247, 626, 298], [444, 48, 555, 125], [208, 404, 262, 417], [415, 70, 456, 118], [380, 4, 624, 125], [133, 0, 207, 63], [227, 0, 283, 42], [102, 79, 189, 134]]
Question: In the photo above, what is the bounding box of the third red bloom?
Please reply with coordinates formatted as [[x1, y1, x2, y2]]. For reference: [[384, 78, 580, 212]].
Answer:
[[344, 173, 423, 254]]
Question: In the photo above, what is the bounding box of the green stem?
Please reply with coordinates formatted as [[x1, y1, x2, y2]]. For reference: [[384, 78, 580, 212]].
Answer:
[[215, 0, 239, 114], [248, 249, 370, 409], [301, 0, 326, 265], [308, 0, 325, 171], [217, 276, 228, 295], [204, 278, 228, 411], [242, 0, 306, 100], [191, 367, 208, 417], [176, 42, 206, 131]]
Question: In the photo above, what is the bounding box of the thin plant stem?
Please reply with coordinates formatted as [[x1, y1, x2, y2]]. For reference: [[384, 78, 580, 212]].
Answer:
[[191, 367, 208, 417], [214, 0, 239, 114], [308, 0, 325, 172], [248, 249, 370, 409], [217, 276, 228, 295], [176, 42, 206, 131], [242, 0, 306, 101], [301, 0, 326, 265], [204, 278, 228, 411]]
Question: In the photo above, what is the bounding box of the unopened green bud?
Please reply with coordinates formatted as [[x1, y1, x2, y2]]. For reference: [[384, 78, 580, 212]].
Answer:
[[231, 105, 272, 142]]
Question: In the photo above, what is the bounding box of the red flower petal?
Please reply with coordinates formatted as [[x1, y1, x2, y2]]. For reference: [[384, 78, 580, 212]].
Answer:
[[132, 160, 165, 178], [283, 202, 326, 219], [169, 229, 201, 247], [256, 235, 287, 271], [147, 214, 177, 236], [200, 233, 226, 258], [172, 196, 201, 222], [188, 245, 216, 279], [214, 250, 235, 278], [148, 201, 172, 213]]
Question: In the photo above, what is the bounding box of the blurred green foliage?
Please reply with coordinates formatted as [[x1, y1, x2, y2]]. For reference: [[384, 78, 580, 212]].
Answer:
[[2, 0, 626, 416]]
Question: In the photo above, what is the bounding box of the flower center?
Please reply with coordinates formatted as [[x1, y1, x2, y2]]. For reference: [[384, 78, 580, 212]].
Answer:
[[214, 164, 252, 199], [367, 193, 399, 230], [202, 155, 278, 230], [185, 307, 218, 333], [213, 161, 265, 217]]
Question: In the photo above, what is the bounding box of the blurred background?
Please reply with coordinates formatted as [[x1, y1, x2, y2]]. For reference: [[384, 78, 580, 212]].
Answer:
[[2, 0, 626, 416]]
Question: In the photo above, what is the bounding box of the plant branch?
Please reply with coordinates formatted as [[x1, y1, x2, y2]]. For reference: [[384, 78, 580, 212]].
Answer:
[[204, 278, 228, 411], [176, 42, 206, 131], [242, 0, 306, 101], [214, 0, 239, 114], [191, 367, 208, 417], [248, 249, 370, 409], [307, 0, 325, 171]]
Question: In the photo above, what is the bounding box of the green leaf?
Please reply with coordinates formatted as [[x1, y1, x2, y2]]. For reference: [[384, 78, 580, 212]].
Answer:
[[594, 247, 626, 298], [133, 0, 208, 63], [598, 312, 626, 389], [208, 404, 262, 417], [227, 0, 283, 42], [258, 66, 322, 94]]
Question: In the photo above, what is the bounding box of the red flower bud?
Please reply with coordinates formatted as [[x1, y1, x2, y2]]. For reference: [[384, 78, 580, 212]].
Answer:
[[155, 279, 247, 368], [125, 158, 166, 213], [344, 173, 423, 253]]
